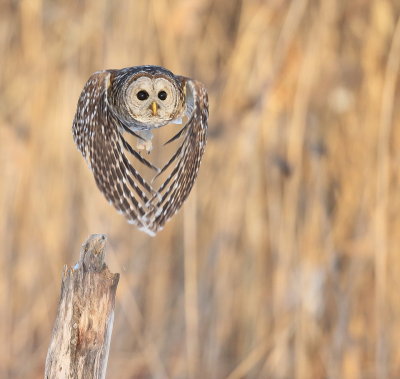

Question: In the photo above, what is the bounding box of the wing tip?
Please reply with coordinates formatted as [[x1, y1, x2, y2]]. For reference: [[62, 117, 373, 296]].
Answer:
[[137, 224, 159, 237]]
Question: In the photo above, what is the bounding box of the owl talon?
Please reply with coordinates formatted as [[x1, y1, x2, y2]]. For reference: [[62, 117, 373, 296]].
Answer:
[[136, 129, 153, 152], [137, 139, 153, 153]]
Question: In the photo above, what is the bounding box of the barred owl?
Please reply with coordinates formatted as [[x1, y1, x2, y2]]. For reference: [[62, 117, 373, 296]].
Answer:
[[72, 65, 208, 236]]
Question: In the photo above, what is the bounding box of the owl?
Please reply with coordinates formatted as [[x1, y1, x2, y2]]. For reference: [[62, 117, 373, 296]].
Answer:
[[72, 65, 208, 236]]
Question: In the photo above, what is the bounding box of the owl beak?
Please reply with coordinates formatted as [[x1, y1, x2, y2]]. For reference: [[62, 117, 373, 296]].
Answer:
[[151, 101, 158, 116]]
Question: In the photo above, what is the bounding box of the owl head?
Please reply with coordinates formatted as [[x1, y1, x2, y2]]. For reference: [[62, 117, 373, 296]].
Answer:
[[113, 66, 185, 129]]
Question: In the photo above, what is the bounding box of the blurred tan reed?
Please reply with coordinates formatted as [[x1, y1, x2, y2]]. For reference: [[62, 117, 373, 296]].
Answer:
[[1, 0, 400, 378]]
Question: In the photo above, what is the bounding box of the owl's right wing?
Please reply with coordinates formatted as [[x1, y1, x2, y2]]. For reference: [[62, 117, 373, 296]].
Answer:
[[72, 71, 158, 234]]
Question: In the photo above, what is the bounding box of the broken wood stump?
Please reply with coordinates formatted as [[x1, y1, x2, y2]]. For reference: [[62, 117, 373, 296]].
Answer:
[[45, 234, 119, 379]]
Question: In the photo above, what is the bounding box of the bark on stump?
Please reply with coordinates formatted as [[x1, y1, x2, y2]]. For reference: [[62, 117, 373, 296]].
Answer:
[[45, 234, 119, 379]]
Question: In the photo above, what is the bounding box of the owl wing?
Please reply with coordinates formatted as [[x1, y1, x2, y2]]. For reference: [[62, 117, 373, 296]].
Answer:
[[72, 71, 159, 234], [145, 78, 208, 231]]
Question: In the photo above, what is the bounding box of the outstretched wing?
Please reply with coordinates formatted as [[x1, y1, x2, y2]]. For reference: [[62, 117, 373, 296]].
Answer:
[[72, 71, 158, 234]]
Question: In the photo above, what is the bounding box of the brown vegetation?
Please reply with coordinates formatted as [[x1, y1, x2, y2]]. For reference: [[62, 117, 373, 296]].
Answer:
[[1, 0, 400, 378]]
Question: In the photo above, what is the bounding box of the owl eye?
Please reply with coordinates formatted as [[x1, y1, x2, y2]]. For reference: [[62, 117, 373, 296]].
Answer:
[[137, 90, 149, 100], [158, 91, 167, 100]]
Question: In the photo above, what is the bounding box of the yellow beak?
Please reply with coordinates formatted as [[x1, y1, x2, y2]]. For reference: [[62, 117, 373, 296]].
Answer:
[[151, 101, 158, 116]]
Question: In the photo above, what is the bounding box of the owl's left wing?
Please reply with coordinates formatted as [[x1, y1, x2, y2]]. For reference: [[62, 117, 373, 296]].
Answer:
[[146, 78, 208, 230]]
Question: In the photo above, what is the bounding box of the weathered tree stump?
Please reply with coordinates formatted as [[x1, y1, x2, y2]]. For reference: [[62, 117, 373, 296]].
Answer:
[[45, 234, 119, 379]]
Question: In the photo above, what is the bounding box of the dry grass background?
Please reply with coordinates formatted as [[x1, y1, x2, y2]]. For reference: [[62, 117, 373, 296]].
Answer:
[[1, 0, 400, 378]]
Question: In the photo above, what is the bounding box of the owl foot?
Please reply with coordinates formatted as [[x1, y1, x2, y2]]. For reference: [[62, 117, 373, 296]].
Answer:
[[137, 139, 153, 153], [136, 130, 153, 153]]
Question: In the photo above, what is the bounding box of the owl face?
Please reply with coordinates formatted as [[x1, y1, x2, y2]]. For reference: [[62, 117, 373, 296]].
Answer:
[[124, 74, 184, 126]]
